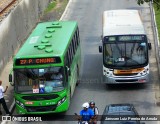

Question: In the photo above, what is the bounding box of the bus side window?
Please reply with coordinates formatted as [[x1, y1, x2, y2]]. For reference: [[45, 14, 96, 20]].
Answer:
[[65, 56, 69, 82], [69, 45, 73, 63], [74, 33, 77, 50], [71, 39, 75, 55], [76, 28, 80, 45], [67, 50, 71, 67]]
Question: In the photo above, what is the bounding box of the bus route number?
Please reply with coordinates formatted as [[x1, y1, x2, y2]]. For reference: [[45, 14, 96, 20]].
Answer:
[[15, 57, 61, 65]]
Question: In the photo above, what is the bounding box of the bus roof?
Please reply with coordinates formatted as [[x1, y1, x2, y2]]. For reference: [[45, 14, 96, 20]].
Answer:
[[103, 10, 146, 36], [15, 21, 77, 59]]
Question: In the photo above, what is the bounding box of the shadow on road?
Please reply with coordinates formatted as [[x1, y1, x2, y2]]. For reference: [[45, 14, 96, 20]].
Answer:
[[106, 83, 148, 91], [77, 82, 150, 91]]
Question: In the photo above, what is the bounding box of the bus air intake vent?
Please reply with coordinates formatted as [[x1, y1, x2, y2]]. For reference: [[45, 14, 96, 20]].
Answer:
[[48, 29, 55, 33], [114, 73, 138, 76], [26, 105, 57, 112], [45, 48, 53, 53], [22, 94, 59, 101], [41, 39, 49, 43], [46, 22, 62, 28], [115, 79, 138, 83], [45, 34, 52, 38]]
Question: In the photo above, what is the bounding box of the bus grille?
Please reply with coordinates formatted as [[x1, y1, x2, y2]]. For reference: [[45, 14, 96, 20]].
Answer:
[[22, 95, 59, 101], [114, 73, 138, 76], [26, 105, 57, 112], [115, 79, 138, 83]]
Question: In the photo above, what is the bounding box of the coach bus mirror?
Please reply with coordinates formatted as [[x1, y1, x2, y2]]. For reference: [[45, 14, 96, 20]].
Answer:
[[148, 43, 152, 50], [99, 46, 102, 53], [101, 35, 103, 40]]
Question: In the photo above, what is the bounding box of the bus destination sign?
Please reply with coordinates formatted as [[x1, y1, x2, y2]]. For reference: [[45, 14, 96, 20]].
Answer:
[[15, 57, 61, 65]]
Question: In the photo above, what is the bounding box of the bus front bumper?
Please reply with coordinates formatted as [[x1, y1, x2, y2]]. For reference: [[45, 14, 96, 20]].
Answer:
[[103, 74, 149, 84], [16, 98, 69, 115]]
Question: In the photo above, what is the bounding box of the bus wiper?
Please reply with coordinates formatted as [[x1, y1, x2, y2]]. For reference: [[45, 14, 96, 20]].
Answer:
[[115, 42, 123, 57], [125, 57, 139, 65], [131, 42, 136, 57]]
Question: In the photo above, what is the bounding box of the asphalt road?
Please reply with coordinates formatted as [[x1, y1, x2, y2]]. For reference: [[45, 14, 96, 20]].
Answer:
[[8, 0, 160, 124]]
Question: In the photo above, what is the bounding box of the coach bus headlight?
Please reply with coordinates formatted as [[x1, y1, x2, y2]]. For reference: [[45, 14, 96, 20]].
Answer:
[[141, 68, 148, 76], [57, 96, 66, 106], [16, 100, 25, 108]]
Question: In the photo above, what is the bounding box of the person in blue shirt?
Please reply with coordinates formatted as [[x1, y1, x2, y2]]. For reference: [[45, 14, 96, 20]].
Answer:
[[78, 102, 94, 124]]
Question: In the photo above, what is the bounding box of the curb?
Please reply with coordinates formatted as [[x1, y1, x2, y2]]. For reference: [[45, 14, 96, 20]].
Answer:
[[149, 2, 160, 105], [1, 0, 72, 123]]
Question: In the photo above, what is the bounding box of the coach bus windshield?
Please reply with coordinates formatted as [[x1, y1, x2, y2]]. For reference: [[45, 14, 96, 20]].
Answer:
[[103, 36, 148, 68], [14, 67, 65, 94]]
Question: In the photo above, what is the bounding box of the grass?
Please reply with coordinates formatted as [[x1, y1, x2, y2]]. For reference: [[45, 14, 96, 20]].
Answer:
[[154, 5, 160, 41], [44, 0, 57, 13]]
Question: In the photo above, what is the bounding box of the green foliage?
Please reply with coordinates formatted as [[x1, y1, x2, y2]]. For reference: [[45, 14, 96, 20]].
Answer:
[[137, 0, 159, 5], [45, 0, 57, 13], [137, 0, 160, 9], [154, 4, 160, 41]]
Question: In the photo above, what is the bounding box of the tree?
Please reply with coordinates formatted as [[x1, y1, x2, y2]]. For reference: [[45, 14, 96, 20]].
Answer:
[[137, 0, 160, 9]]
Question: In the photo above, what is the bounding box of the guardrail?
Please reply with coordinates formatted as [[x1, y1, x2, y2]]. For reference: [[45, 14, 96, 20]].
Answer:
[[149, 1, 160, 75]]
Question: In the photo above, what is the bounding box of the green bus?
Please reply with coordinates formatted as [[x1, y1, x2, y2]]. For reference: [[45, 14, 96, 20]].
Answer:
[[9, 21, 81, 114]]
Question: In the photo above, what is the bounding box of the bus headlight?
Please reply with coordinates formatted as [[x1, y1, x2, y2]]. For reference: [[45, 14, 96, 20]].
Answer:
[[16, 100, 25, 108], [57, 96, 66, 106], [141, 68, 149, 76]]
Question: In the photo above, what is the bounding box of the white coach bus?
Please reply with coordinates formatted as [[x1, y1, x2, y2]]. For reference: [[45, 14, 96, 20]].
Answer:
[[99, 10, 151, 84]]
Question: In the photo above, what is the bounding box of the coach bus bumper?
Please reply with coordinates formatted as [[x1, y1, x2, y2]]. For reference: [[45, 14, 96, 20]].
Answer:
[[103, 74, 149, 84]]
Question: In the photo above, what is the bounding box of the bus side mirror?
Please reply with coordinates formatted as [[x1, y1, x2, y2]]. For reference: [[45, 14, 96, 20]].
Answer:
[[148, 43, 152, 50], [9, 74, 12, 82], [68, 68, 71, 76], [66, 66, 71, 76], [99, 46, 102, 53], [101, 35, 103, 40], [9, 74, 14, 86]]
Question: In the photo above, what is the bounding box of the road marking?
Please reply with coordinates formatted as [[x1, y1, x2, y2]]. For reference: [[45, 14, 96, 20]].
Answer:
[[60, 0, 73, 20], [9, 99, 15, 112]]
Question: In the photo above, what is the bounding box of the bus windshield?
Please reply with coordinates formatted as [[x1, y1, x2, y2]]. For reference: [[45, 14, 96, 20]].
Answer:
[[14, 67, 65, 94], [103, 41, 148, 68]]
